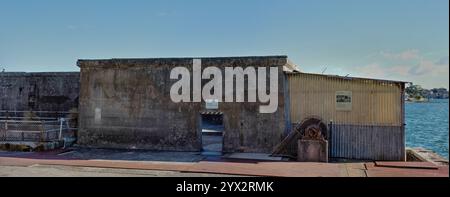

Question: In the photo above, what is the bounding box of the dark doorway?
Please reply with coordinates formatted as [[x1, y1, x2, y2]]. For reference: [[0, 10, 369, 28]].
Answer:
[[201, 112, 224, 156]]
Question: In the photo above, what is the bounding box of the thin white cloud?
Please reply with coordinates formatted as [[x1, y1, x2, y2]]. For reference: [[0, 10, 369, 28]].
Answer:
[[436, 56, 449, 65], [353, 53, 449, 89], [409, 59, 449, 76], [357, 57, 448, 78], [380, 49, 420, 61], [355, 63, 410, 79]]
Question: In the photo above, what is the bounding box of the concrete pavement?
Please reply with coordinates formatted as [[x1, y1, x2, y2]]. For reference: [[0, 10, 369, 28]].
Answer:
[[0, 149, 448, 177]]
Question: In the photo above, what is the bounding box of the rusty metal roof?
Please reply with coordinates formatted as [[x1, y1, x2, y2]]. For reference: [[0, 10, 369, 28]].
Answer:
[[286, 71, 410, 84]]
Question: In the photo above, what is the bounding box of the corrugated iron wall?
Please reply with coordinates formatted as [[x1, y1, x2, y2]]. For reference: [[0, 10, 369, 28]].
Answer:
[[288, 73, 405, 160], [288, 73, 403, 126], [330, 124, 404, 160]]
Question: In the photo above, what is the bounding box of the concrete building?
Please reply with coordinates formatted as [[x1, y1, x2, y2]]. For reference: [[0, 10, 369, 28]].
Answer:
[[1, 56, 407, 161], [77, 56, 407, 161], [0, 72, 79, 116], [0, 72, 79, 149], [77, 56, 294, 152]]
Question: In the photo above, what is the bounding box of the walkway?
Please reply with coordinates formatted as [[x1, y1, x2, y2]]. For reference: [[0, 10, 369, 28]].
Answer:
[[0, 149, 447, 177]]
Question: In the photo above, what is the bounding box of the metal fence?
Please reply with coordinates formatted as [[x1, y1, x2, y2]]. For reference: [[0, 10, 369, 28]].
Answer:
[[276, 122, 405, 161], [329, 123, 405, 161], [0, 110, 77, 121], [0, 118, 76, 142]]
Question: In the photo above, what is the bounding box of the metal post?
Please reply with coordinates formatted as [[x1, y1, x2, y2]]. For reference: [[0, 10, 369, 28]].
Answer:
[[5, 110, 8, 130], [59, 118, 64, 140], [40, 121, 44, 142], [328, 120, 333, 158]]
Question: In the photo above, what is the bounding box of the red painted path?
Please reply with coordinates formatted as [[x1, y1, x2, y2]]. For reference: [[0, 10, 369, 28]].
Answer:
[[0, 150, 448, 177]]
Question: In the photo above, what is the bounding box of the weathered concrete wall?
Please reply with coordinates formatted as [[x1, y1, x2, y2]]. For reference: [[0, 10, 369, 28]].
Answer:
[[77, 56, 289, 152], [0, 72, 80, 113]]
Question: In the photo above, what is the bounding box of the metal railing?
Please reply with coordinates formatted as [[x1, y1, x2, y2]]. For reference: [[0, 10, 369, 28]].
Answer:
[[0, 118, 76, 142], [0, 110, 78, 121]]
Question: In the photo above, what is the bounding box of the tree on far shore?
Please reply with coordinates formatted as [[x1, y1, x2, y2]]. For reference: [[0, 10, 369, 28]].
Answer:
[[406, 84, 449, 99], [406, 85, 424, 99]]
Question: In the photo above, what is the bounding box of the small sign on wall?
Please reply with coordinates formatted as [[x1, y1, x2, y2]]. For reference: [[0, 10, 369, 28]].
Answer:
[[336, 91, 352, 111], [94, 107, 102, 123], [205, 99, 219, 110]]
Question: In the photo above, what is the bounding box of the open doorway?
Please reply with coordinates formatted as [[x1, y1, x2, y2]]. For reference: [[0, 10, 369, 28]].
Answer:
[[201, 112, 224, 156]]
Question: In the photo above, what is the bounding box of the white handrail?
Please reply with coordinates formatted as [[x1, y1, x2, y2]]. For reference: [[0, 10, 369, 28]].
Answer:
[[59, 118, 64, 140]]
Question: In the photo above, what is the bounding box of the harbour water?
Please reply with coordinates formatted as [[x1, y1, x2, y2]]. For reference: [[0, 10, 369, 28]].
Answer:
[[406, 99, 449, 159]]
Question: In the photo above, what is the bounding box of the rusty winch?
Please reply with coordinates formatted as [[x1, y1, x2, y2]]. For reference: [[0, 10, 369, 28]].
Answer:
[[296, 117, 329, 162], [271, 116, 329, 162], [295, 117, 328, 141]]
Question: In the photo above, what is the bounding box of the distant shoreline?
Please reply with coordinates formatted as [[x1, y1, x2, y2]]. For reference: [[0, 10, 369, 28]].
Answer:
[[406, 98, 449, 103]]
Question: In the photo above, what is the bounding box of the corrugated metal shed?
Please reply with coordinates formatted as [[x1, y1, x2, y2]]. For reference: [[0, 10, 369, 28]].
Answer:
[[287, 72, 407, 161], [288, 72, 405, 126]]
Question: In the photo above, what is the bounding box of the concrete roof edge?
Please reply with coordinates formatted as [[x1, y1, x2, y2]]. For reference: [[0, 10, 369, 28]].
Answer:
[[0, 72, 79, 76], [77, 55, 289, 67]]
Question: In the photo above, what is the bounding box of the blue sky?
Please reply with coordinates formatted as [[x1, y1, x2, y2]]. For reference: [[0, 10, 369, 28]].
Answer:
[[0, 0, 448, 88]]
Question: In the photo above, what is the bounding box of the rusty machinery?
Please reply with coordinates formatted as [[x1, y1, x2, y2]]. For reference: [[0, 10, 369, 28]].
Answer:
[[272, 116, 329, 161]]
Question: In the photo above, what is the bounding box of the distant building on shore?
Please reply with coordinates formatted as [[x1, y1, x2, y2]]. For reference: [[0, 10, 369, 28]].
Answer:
[[421, 88, 449, 99], [406, 85, 449, 100]]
